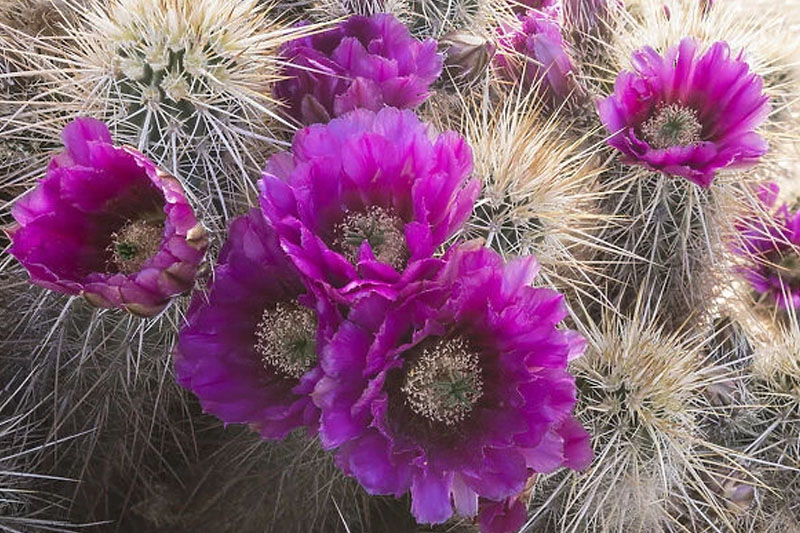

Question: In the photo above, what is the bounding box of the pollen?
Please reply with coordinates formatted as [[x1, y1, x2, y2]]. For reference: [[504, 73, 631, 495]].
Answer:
[[109, 219, 164, 274], [402, 336, 484, 426], [255, 301, 318, 380], [334, 206, 408, 270], [641, 103, 703, 149]]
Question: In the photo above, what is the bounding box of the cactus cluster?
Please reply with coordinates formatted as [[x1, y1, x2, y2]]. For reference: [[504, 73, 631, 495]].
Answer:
[[16, 0, 322, 227], [528, 306, 747, 532], [2, 0, 800, 532]]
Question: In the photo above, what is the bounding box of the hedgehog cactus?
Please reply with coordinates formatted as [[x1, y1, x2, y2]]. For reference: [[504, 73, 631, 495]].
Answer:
[[79, 0, 291, 157], [592, 168, 752, 329], [308, 0, 484, 39], [17, 0, 322, 224], [708, 316, 800, 532], [407, 0, 484, 39], [2, 0, 800, 532], [584, 18, 778, 328], [428, 87, 607, 301], [529, 305, 748, 532], [309, 0, 409, 18]]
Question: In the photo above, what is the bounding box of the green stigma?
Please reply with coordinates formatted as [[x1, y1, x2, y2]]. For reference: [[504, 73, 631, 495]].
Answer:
[[116, 242, 139, 261]]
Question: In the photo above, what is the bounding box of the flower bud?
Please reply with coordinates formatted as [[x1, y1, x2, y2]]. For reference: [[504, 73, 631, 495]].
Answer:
[[439, 31, 495, 86]]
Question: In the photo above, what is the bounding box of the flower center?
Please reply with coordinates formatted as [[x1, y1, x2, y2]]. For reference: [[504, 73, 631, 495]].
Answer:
[[642, 103, 703, 149], [109, 219, 164, 274], [402, 337, 484, 426], [255, 301, 317, 380], [334, 206, 408, 270]]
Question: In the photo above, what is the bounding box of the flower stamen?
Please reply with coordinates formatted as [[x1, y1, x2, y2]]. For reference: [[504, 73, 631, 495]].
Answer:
[[402, 336, 483, 426], [255, 301, 317, 380], [109, 219, 164, 274], [334, 205, 408, 270], [642, 103, 703, 149]]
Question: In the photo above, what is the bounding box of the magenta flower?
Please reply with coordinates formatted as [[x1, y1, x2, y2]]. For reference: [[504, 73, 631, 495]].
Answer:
[[274, 14, 443, 125], [175, 208, 341, 439], [7, 118, 207, 317], [478, 496, 527, 533], [313, 244, 591, 526], [495, 7, 576, 99], [259, 107, 479, 301], [737, 183, 800, 309], [598, 38, 770, 187]]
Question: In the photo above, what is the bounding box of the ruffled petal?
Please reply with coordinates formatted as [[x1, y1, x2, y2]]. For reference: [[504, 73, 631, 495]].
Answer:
[[274, 14, 442, 124]]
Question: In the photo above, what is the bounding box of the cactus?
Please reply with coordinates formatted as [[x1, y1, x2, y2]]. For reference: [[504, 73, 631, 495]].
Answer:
[[406, 0, 484, 39], [529, 304, 748, 532], [710, 314, 800, 532], [429, 87, 610, 302], [1, 0, 800, 531], [308, 0, 485, 39], [308, 0, 410, 18], [592, 168, 756, 329], [7, 0, 323, 227]]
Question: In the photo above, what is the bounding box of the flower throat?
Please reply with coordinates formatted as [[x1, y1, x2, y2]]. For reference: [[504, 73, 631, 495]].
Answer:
[[334, 205, 408, 270], [109, 219, 164, 274], [402, 336, 484, 426], [642, 103, 703, 149], [255, 301, 317, 379]]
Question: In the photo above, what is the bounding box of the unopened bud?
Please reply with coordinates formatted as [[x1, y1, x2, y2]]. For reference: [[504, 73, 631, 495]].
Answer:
[[722, 478, 755, 513], [705, 379, 737, 407], [704, 468, 756, 514], [439, 32, 495, 87]]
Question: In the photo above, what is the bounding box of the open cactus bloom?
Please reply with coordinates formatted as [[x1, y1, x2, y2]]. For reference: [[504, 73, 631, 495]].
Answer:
[[273, 13, 443, 125], [8, 118, 207, 317], [259, 107, 479, 302], [175, 208, 340, 440], [737, 183, 800, 310], [313, 246, 591, 527], [598, 38, 770, 187]]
